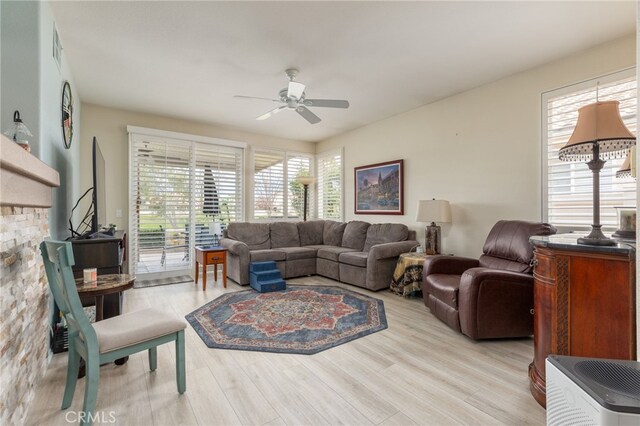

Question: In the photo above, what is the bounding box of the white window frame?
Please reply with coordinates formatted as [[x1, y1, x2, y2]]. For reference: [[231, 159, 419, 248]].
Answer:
[[541, 68, 636, 232], [250, 148, 315, 221]]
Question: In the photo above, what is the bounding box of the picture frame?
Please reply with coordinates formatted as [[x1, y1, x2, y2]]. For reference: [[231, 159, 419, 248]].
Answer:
[[354, 159, 404, 215]]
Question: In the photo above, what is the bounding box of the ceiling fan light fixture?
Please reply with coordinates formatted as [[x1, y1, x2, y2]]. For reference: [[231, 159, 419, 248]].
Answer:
[[287, 81, 305, 99]]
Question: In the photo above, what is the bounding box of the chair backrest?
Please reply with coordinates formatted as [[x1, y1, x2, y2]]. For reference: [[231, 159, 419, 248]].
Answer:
[[40, 240, 97, 345], [479, 220, 557, 273]]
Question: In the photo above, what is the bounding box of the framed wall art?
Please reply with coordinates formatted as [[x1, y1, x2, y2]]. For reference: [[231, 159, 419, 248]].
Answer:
[[354, 159, 403, 215]]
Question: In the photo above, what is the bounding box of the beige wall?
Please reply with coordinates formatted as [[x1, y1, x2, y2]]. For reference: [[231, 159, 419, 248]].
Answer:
[[317, 35, 636, 258], [79, 104, 314, 232]]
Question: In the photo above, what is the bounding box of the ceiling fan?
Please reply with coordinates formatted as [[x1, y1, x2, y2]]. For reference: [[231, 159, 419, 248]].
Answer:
[[234, 68, 349, 124]]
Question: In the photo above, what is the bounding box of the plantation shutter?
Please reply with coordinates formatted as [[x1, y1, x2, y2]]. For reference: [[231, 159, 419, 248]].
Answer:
[[317, 149, 343, 220], [544, 71, 636, 230], [254, 150, 285, 219], [129, 129, 243, 276], [287, 154, 312, 219]]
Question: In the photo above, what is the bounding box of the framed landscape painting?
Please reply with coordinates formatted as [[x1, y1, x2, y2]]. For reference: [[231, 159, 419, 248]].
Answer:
[[354, 159, 404, 215]]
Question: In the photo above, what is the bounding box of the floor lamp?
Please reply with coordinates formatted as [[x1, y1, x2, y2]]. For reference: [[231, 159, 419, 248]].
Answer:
[[297, 176, 316, 222], [558, 100, 636, 246]]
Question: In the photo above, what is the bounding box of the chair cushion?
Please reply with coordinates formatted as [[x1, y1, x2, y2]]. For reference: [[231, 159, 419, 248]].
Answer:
[[338, 251, 368, 267], [323, 220, 347, 246], [298, 220, 325, 246], [362, 223, 409, 252], [250, 249, 286, 262], [481, 220, 556, 272], [93, 308, 187, 353], [274, 247, 317, 260], [270, 222, 300, 248], [341, 221, 370, 250], [425, 274, 461, 309], [227, 222, 270, 250], [317, 246, 358, 262]]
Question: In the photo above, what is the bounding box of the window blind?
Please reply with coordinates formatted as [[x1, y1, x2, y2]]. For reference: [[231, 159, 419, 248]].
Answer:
[[130, 133, 243, 276], [544, 72, 636, 229], [253, 150, 312, 220], [317, 149, 343, 220]]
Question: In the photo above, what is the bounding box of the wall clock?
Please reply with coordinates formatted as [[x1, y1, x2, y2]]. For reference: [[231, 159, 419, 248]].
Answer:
[[61, 81, 73, 149]]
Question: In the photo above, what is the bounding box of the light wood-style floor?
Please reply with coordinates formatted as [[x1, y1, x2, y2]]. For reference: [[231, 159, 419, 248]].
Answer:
[[27, 275, 545, 425]]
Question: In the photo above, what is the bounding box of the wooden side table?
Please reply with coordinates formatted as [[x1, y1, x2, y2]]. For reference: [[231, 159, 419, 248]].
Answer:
[[195, 245, 228, 290], [390, 252, 428, 296]]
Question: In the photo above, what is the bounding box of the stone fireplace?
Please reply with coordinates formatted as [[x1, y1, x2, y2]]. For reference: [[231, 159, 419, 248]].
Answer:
[[0, 135, 60, 424]]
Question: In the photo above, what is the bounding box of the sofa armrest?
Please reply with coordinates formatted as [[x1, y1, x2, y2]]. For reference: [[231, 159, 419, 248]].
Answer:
[[458, 267, 533, 339], [368, 240, 419, 261], [423, 255, 479, 277], [219, 238, 249, 257]]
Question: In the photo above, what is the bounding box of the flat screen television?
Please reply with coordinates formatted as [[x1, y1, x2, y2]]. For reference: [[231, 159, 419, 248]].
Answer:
[[91, 136, 107, 234], [68, 136, 109, 239]]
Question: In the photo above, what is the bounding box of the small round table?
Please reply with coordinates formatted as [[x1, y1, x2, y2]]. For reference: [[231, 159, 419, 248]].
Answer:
[[75, 274, 135, 373], [390, 252, 429, 297], [75, 274, 135, 321]]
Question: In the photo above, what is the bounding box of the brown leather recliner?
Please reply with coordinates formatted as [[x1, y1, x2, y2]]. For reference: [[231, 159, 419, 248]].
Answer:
[[422, 220, 556, 340]]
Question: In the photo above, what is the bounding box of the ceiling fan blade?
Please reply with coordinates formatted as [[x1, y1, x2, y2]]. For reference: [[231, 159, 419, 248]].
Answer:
[[234, 95, 280, 102], [287, 81, 306, 99], [256, 105, 286, 121], [296, 106, 321, 124], [303, 99, 349, 108]]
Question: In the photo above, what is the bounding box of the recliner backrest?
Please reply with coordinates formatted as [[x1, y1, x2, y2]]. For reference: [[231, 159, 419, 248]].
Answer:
[[478, 220, 556, 273]]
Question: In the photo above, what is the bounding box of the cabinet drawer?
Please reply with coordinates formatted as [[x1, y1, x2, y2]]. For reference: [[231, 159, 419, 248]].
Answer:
[[532, 251, 555, 282], [206, 252, 225, 264]]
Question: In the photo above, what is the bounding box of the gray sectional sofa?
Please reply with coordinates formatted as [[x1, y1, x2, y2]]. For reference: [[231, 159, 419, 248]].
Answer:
[[219, 220, 418, 291]]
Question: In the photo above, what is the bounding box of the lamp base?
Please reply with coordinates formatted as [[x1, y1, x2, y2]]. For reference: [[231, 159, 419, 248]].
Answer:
[[425, 223, 441, 255], [577, 225, 616, 246]]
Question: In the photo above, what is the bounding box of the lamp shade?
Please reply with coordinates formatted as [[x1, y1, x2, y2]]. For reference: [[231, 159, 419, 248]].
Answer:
[[297, 176, 316, 186], [559, 101, 635, 161], [616, 152, 632, 178], [416, 199, 451, 223]]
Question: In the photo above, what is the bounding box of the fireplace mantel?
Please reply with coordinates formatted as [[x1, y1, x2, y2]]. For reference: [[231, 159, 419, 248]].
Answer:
[[1, 135, 60, 208]]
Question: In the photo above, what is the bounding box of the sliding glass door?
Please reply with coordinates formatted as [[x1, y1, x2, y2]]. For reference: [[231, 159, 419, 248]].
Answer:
[[129, 131, 243, 278]]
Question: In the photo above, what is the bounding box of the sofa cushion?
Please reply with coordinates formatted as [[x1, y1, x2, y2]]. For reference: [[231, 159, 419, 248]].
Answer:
[[227, 222, 270, 250], [274, 247, 316, 261], [270, 222, 300, 248], [323, 221, 347, 246], [426, 274, 461, 309], [363, 223, 409, 252], [338, 251, 368, 267], [250, 249, 286, 262], [298, 220, 325, 246], [317, 246, 358, 262], [341, 221, 370, 250]]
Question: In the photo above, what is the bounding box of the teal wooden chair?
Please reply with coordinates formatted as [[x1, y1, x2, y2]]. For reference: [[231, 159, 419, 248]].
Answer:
[[40, 240, 187, 425]]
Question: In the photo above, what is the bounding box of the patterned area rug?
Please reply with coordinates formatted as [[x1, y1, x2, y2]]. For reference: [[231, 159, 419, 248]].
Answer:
[[134, 275, 193, 288], [186, 285, 387, 354]]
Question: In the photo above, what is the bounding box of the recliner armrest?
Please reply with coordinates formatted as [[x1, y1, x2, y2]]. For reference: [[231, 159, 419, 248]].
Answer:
[[458, 267, 533, 339], [368, 240, 419, 261], [219, 238, 249, 257], [423, 255, 479, 277]]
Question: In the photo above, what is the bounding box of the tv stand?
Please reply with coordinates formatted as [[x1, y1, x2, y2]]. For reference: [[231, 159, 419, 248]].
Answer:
[[71, 230, 127, 318]]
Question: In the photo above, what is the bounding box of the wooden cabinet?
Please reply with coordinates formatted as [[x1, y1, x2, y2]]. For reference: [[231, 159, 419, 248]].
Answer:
[[528, 235, 636, 407]]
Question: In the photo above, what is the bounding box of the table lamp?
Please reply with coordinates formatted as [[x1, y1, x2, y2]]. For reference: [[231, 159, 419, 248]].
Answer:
[[210, 222, 222, 246], [558, 100, 636, 246], [416, 199, 451, 254]]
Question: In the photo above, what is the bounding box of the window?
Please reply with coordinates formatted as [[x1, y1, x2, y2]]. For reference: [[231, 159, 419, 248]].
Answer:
[[316, 148, 343, 220], [253, 150, 313, 220], [129, 127, 244, 276], [543, 70, 636, 230]]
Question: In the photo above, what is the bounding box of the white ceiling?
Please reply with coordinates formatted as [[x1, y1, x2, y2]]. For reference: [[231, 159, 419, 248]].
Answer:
[[50, 1, 635, 143]]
